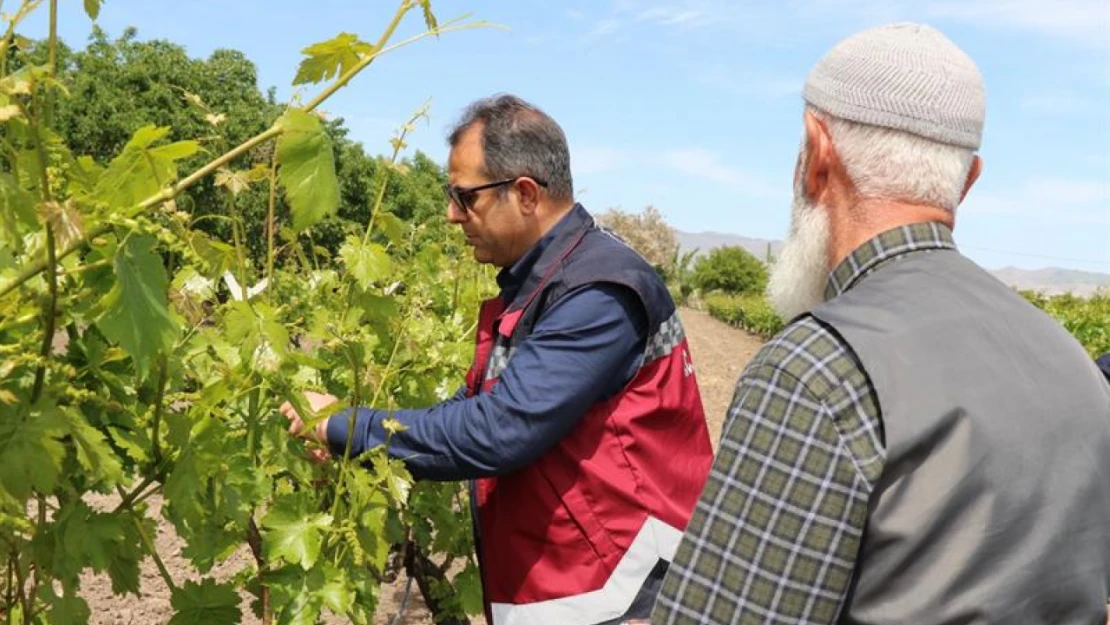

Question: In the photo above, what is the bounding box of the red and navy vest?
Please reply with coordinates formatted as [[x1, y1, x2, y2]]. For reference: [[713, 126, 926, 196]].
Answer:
[[463, 205, 713, 625]]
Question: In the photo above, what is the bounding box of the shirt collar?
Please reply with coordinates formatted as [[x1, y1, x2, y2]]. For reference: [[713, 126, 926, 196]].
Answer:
[[825, 222, 957, 300]]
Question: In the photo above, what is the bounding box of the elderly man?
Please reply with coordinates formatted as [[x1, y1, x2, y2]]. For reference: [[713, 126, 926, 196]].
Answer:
[[283, 94, 713, 625], [651, 23, 1110, 625]]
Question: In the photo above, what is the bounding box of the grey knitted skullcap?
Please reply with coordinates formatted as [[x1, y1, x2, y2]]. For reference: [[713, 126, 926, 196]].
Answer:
[[803, 22, 986, 150]]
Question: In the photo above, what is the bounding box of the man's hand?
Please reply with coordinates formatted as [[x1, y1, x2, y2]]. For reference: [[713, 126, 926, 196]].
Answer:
[[279, 390, 338, 463]]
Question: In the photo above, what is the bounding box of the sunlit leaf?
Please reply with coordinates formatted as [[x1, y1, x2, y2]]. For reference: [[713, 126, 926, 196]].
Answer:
[[276, 109, 339, 231], [94, 124, 199, 209], [292, 33, 374, 86], [262, 497, 332, 570], [36, 199, 85, 250], [339, 236, 391, 290]]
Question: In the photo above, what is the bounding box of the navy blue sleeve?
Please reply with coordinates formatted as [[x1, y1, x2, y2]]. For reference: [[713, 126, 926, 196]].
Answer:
[[325, 283, 648, 480]]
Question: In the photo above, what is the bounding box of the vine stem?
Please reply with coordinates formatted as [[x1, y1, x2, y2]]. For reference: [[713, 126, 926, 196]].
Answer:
[[150, 356, 169, 467], [116, 486, 176, 593], [329, 309, 413, 526], [24, 496, 45, 623], [265, 153, 278, 304], [246, 518, 272, 625], [361, 100, 429, 246], [29, 10, 60, 402]]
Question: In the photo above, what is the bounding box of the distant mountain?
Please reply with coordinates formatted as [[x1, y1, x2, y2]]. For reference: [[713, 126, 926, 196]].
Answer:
[[990, 267, 1110, 296], [676, 231, 782, 262], [676, 230, 1109, 296]]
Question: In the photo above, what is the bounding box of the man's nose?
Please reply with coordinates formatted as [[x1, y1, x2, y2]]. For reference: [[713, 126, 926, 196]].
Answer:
[[446, 200, 468, 224]]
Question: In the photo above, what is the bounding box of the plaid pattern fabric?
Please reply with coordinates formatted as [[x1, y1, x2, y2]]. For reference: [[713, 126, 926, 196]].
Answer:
[[652, 223, 956, 625]]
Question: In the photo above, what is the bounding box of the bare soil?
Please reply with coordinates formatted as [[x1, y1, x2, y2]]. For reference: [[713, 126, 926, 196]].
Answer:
[[75, 309, 765, 623]]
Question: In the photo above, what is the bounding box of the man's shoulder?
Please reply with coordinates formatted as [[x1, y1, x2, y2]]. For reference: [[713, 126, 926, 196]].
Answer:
[[744, 314, 863, 399]]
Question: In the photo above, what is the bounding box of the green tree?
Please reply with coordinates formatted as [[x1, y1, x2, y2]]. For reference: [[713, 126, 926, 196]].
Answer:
[[20, 27, 456, 271], [692, 245, 768, 295]]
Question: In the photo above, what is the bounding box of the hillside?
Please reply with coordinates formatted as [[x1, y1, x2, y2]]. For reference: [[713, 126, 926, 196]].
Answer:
[[677, 231, 1109, 296]]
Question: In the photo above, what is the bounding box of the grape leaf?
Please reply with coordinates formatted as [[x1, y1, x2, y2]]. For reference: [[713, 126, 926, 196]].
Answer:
[[40, 586, 91, 625], [293, 33, 374, 86], [83, 0, 103, 20], [63, 408, 124, 486], [168, 579, 241, 625], [96, 234, 180, 378], [0, 172, 35, 248], [0, 403, 66, 498], [317, 565, 353, 615], [339, 236, 391, 290], [276, 109, 339, 231], [455, 561, 484, 615], [262, 498, 332, 570], [223, 300, 290, 367], [93, 125, 199, 209]]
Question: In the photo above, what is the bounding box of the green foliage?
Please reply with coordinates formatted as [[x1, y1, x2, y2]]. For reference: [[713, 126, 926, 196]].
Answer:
[[95, 234, 180, 378], [704, 292, 785, 339], [168, 579, 242, 625], [276, 109, 339, 231], [1020, 290, 1110, 357], [0, 2, 491, 624], [692, 245, 768, 295], [92, 124, 199, 209], [293, 33, 375, 86]]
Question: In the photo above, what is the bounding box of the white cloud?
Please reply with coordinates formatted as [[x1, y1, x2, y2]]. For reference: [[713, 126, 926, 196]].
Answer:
[[965, 177, 1110, 226], [922, 0, 1110, 48], [636, 7, 706, 26], [656, 148, 783, 199], [570, 143, 786, 202], [566, 9, 586, 20], [589, 18, 622, 36], [796, 0, 1110, 48]]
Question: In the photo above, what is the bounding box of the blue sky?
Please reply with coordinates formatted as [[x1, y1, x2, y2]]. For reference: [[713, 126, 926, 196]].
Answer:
[[24, 0, 1110, 272]]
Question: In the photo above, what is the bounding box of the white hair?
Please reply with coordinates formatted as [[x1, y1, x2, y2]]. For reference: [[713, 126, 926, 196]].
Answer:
[[808, 104, 976, 212]]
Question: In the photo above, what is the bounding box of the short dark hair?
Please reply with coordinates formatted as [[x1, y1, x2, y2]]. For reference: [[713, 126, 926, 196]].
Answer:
[[447, 94, 574, 201]]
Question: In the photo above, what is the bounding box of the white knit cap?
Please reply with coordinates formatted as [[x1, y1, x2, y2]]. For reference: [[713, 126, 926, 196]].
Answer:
[[803, 22, 986, 150]]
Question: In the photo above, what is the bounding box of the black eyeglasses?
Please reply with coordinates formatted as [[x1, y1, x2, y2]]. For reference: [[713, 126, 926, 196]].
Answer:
[[443, 176, 549, 212]]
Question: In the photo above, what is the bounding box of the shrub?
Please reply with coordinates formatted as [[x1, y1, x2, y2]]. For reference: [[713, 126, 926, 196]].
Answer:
[[692, 246, 768, 295], [704, 292, 784, 338], [1020, 289, 1110, 357]]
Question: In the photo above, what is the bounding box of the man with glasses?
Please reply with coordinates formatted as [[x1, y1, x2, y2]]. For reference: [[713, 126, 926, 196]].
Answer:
[[282, 94, 714, 625]]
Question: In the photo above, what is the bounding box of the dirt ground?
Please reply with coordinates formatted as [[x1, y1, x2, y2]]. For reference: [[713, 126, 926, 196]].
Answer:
[[75, 309, 764, 624]]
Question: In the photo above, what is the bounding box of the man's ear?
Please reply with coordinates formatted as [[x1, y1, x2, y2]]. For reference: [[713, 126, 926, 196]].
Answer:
[[515, 177, 543, 215], [958, 155, 983, 204], [802, 110, 835, 203]]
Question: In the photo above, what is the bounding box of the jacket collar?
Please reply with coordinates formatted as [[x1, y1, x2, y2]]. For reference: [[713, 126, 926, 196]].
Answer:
[[496, 203, 593, 308]]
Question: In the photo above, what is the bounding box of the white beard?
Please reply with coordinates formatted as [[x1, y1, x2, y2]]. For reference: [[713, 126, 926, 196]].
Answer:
[[767, 167, 832, 322]]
